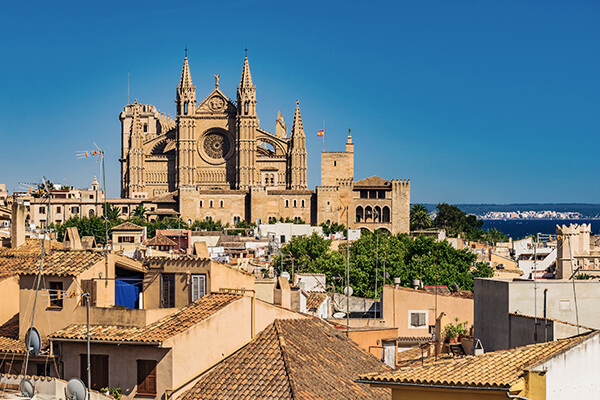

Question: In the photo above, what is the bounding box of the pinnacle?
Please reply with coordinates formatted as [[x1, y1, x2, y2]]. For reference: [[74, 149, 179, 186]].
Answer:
[[239, 56, 253, 87], [179, 56, 194, 88], [291, 100, 305, 138]]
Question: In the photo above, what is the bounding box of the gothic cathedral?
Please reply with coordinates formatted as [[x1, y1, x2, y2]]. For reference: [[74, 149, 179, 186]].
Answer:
[[119, 54, 410, 234]]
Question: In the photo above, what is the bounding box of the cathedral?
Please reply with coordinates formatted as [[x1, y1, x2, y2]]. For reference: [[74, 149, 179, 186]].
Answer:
[[119, 54, 411, 234]]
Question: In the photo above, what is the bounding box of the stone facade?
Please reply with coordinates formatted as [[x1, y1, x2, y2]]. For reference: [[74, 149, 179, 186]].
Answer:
[[556, 223, 600, 279], [118, 54, 410, 234]]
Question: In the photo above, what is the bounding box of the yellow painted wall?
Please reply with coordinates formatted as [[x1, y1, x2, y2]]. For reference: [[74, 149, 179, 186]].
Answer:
[[0, 276, 19, 324], [387, 386, 508, 400]]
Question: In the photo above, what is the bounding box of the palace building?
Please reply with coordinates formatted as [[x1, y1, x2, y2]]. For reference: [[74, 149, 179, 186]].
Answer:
[[119, 54, 410, 234]]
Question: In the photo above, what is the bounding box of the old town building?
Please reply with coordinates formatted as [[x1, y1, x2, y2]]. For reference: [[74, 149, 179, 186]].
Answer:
[[119, 54, 410, 234]]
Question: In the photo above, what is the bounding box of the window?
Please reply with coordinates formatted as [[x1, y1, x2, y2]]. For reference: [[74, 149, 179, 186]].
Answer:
[[293, 200, 297, 208], [199, 200, 203, 208], [49, 281, 63, 308], [71, 206, 79, 214], [161, 274, 175, 308], [89, 209, 95, 217], [409, 311, 427, 328], [118, 236, 135, 243], [209, 200, 213, 208], [143, 123, 148, 133], [285, 200, 289, 208], [301, 200, 305, 208], [233, 216, 241, 224], [334, 161, 337, 166], [191, 275, 206, 302], [122, 206, 128, 215], [81, 354, 108, 391], [220, 200, 224, 208], [39, 206, 46, 214], [205, 216, 212, 221], [56, 206, 61, 213], [89, 194, 94, 199], [137, 360, 157, 395]]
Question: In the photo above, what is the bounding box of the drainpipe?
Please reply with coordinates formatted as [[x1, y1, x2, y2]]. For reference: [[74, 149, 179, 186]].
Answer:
[[543, 289, 549, 342]]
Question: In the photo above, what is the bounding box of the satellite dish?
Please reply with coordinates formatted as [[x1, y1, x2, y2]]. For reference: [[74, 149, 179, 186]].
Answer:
[[333, 312, 346, 319], [280, 271, 290, 281], [20, 378, 35, 398], [25, 327, 42, 356], [65, 378, 88, 400], [343, 286, 353, 297]]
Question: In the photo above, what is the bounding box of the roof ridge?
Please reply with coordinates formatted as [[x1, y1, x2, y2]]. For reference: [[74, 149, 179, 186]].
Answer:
[[274, 320, 299, 399]]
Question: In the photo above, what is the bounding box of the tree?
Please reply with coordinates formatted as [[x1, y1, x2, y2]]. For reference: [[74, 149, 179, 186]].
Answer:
[[102, 203, 121, 222], [131, 204, 148, 219], [320, 222, 346, 236], [434, 203, 483, 239], [410, 204, 432, 231]]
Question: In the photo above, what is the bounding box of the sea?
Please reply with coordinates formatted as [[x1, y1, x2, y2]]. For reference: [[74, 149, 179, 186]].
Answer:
[[481, 219, 600, 239]]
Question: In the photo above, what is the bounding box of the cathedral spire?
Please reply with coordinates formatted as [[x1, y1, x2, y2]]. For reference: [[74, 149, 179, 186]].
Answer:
[[291, 100, 305, 139], [289, 100, 307, 190], [240, 56, 253, 88], [180, 55, 193, 88], [176, 53, 196, 116]]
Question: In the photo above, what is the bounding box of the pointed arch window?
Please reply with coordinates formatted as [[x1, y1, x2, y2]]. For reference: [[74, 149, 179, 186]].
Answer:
[[244, 102, 248, 115], [374, 206, 382, 223], [365, 206, 373, 222], [184, 102, 188, 115]]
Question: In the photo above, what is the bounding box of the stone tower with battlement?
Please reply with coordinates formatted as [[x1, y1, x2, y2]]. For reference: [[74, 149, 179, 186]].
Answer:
[[555, 223, 597, 279]]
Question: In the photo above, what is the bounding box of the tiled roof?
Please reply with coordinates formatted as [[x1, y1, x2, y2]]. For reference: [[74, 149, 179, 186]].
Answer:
[[353, 176, 390, 188], [0, 314, 25, 354], [0, 240, 100, 278], [50, 293, 242, 344], [360, 333, 595, 388], [180, 318, 390, 400], [111, 221, 144, 231], [18, 251, 105, 276], [306, 292, 327, 310], [143, 232, 177, 247]]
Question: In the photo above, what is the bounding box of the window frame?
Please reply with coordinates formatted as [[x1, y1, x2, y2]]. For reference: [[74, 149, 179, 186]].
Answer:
[[190, 274, 207, 302], [408, 310, 428, 329], [137, 359, 157, 396], [49, 281, 63, 308]]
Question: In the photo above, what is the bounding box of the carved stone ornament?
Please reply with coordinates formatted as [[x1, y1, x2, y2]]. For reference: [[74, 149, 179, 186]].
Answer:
[[209, 96, 225, 111], [202, 132, 231, 160]]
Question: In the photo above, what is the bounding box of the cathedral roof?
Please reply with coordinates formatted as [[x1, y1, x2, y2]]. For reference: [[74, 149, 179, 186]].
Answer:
[[353, 176, 391, 189]]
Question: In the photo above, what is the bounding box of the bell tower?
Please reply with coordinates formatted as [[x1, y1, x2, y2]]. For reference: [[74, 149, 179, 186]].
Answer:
[[176, 52, 197, 188], [236, 55, 258, 190]]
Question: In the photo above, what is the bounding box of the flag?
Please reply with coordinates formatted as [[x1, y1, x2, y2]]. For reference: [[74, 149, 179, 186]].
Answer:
[[317, 130, 324, 137]]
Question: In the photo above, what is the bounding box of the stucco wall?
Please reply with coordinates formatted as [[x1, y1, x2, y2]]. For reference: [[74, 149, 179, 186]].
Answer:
[[59, 342, 171, 400], [388, 386, 507, 400], [535, 332, 600, 399], [383, 286, 473, 337], [476, 278, 600, 352], [0, 276, 19, 324]]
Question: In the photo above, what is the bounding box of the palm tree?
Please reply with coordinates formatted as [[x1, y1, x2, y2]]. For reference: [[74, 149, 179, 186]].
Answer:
[[410, 204, 432, 231], [131, 204, 148, 219], [102, 203, 121, 221]]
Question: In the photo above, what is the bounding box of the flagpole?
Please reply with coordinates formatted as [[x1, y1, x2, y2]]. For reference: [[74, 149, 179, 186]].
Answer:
[[322, 119, 325, 152]]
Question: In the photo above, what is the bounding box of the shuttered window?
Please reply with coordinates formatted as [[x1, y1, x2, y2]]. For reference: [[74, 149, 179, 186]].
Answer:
[[80, 354, 108, 391], [161, 274, 175, 308], [191, 275, 206, 302], [137, 360, 157, 395], [410, 312, 426, 328]]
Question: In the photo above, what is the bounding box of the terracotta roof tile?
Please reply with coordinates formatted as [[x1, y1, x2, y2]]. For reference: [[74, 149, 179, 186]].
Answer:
[[143, 232, 177, 247], [353, 176, 390, 188], [111, 222, 144, 231], [0, 314, 25, 354], [180, 318, 390, 400], [360, 333, 596, 388], [306, 292, 327, 310], [0, 239, 101, 278], [50, 293, 242, 344]]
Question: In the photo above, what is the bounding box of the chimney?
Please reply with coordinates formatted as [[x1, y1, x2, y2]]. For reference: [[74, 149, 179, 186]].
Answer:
[[11, 197, 26, 248]]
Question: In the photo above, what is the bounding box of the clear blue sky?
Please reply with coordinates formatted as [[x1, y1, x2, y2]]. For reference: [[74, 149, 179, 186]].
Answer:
[[1, 0, 598, 204]]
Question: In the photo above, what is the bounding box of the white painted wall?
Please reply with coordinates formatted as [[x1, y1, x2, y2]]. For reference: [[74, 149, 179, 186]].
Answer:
[[536, 332, 600, 398]]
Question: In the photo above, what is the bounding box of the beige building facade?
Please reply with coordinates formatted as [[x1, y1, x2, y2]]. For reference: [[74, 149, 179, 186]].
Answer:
[[118, 54, 410, 233]]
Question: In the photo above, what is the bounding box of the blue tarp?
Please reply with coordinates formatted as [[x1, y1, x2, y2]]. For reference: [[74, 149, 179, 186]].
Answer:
[[115, 279, 140, 309]]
